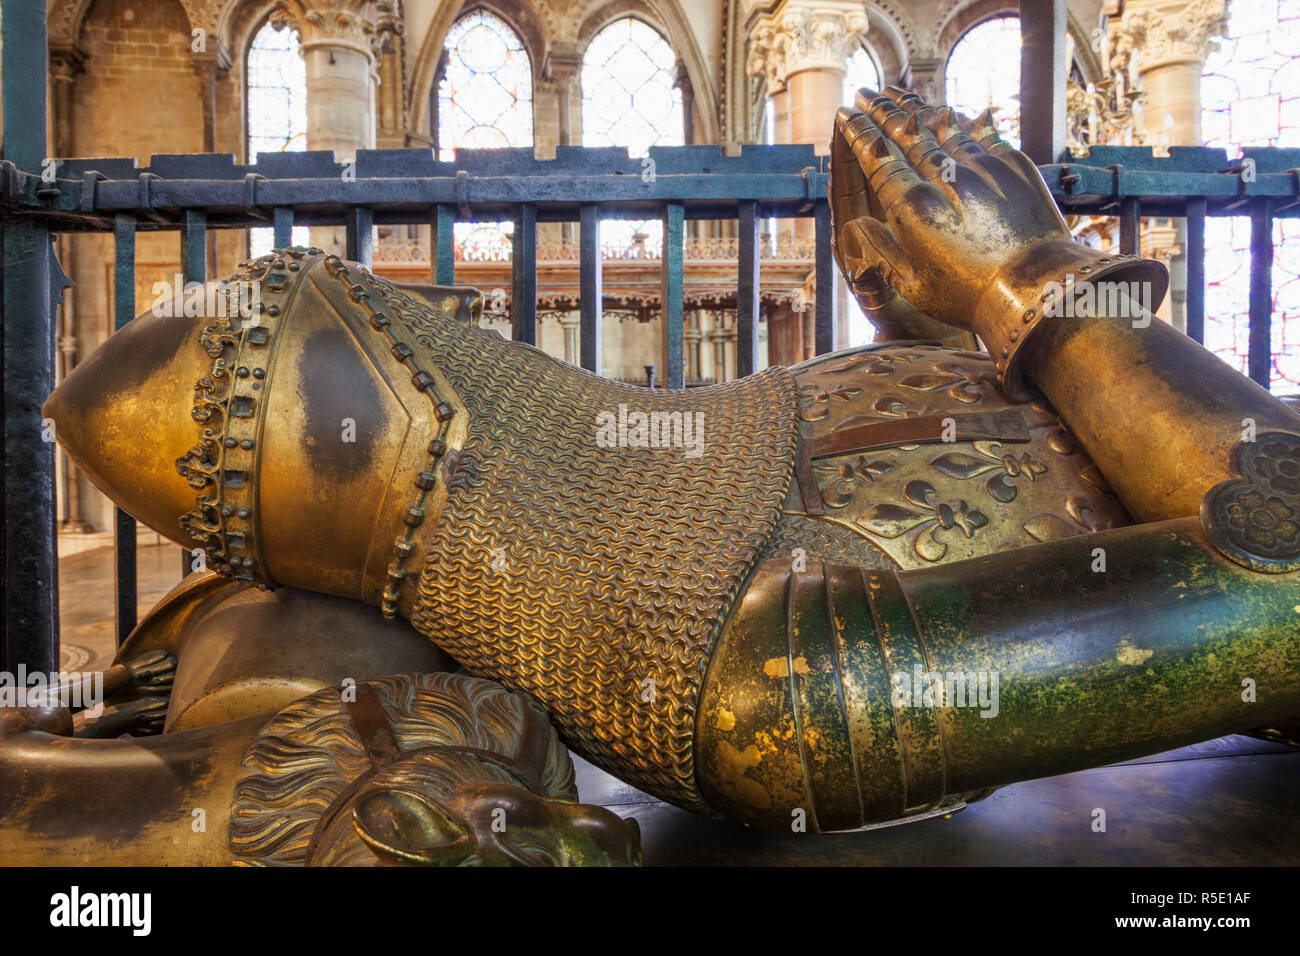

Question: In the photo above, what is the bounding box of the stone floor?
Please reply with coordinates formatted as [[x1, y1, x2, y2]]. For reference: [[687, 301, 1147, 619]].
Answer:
[[59, 534, 1300, 866], [56, 533, 185, 673], [573, 738, 1300, 865]]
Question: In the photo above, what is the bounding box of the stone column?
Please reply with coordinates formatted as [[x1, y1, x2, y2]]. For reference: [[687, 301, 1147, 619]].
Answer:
[[747, 1, 867, 363], [709, 318, 730, 384], [747, 1, 868, 158], [684, 311, 704, 382], [191, 48, 231, 274], [1114, 0, 1228, 330], [1117, 0, 1227, 147], [558, 313, 582, 366], [190, 48, 232, 153], [49, 45, 95, 532], [548, 51, 582, 244], [904, 58, 942, 102], [271, 0, 402, 251], [49, 46, 85, 160], [677, 60, 696, 145]]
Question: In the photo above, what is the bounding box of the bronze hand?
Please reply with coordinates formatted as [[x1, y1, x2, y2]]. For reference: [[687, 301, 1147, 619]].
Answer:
[[830, 86, 1165, 399], [832, 86, 1065, 320]]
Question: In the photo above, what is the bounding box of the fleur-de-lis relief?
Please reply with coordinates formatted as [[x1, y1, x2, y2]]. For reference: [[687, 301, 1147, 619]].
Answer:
[[929, 442, 1049, 502], [1023, 492, 1109, 543], [814, 455, 895, 508], [858, 479, 989, 562], [818, 349, 922, 377], [870, 394, 945, 419], [895, 360, 995, 405], [1064, 492, 1105, 532], [191, 395, 226, 427], [798, 381, 864, 422]]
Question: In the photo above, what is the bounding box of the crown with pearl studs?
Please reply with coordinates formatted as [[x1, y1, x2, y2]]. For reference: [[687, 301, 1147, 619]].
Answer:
[[175, 247, 320, 587]]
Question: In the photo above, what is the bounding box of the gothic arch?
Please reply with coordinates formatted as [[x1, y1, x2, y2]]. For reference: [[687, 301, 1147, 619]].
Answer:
[[217, 1, 287, 67], [49, 0, 211, 46], [936, 2, 1101, 99], [937, 0, 1016, 60], [410, 0, 550, 137], [574, 0, 720, 145], [216, 0, 282, 54], [1067, 8, 1105, 85], [868, 0, 920, 66], [864, 2, 912, 87]]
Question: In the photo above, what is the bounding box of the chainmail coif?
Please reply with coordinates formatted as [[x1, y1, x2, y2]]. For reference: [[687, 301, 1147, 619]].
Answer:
[[370, 276, 798, 812]]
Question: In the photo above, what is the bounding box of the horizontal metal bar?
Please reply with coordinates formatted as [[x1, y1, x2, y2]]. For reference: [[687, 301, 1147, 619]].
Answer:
[[0, 144, 1296, 236]]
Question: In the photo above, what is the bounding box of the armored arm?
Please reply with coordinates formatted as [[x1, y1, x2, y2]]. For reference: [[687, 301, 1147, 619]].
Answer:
[[697, 460, 1300, 830], [682, 87, 1299, 832]]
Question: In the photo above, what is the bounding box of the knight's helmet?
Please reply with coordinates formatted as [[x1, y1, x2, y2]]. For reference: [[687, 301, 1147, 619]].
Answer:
[[45, 248, 480, 618]]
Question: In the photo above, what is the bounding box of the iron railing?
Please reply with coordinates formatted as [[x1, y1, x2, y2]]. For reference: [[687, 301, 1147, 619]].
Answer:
[[2, 0, 1299, 675]]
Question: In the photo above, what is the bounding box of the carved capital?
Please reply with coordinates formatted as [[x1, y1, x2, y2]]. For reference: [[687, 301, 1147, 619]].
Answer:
[[190, 46, 233, 85], [545, 48, 583, 91], [746, 0, 870, 94], [48, 44, 87, 85], [271, 0, 403, 62], [1115, 0, 1228, 73], [903, 57, 942, 103]]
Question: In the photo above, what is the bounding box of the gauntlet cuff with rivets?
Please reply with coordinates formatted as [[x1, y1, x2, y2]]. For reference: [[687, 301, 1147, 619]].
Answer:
[[974, 240, 1169, 401]]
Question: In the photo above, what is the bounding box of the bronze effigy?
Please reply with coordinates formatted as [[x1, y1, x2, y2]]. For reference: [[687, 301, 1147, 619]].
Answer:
[[27, 87, 1300, 854]]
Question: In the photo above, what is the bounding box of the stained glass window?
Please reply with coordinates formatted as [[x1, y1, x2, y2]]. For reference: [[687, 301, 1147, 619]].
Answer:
[[582, 17, 684, 256], [1201, 0, 1300, 392], [247, 21, 309, 257], [438, 10, 533, 156], [843, 46, 881, 104], [438, 10, 534, 260], [945, 16, 1021, 147]]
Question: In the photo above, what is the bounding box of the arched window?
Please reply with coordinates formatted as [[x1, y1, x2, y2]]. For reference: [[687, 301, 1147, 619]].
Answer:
[[843, 45, 881, 104], [582, 17, 684, 255], [247, 20, 309, 256], [1201, 0, 1300, 392], [437, 9, 534, 260], [437, 9, 533, 155], [945, 15, 1021, 146]]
